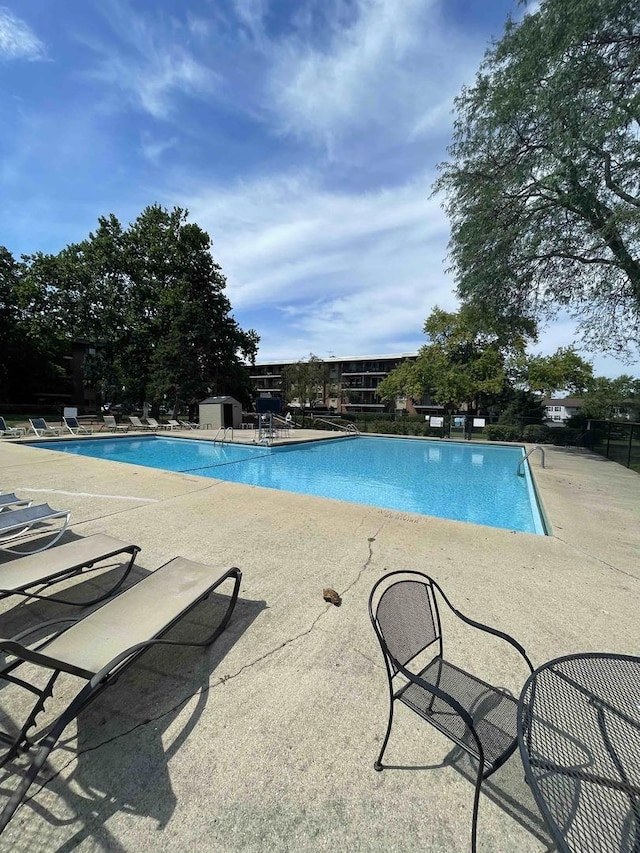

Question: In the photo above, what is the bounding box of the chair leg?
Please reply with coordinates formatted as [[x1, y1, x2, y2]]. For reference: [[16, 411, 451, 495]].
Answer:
[[374, 700, 394, 771], [470, 765, 483, 853]]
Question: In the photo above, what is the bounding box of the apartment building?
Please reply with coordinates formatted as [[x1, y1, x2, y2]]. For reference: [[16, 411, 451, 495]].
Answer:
[[543, 397, 583, 425], [248, 353, 443, 414]]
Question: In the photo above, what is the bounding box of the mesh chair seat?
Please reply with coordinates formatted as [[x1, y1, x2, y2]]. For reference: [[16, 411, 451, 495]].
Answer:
[[399, 657, 519, 768]]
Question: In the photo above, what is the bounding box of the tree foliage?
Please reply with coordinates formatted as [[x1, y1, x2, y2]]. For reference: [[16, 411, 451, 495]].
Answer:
[[282, 354, 326, 417], [378, 306, 529, 413], [578, 374, 640, 418], [3, 206, 259, 413], [524, 346, 594, 397], [434, 0, 640, 356]]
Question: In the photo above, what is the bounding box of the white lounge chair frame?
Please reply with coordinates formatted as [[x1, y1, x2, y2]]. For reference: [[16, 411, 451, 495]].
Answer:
[[129, 416, 154, 430], [0, 504, 71, 554], [0, 560, 241, 834], [0, 493, 32, 512], [28, 418, 61, 437], [145, 417, 169, 430], [0, 418, 25, 438], [63, 417, 92, 435], [101, 416, 129, 432]]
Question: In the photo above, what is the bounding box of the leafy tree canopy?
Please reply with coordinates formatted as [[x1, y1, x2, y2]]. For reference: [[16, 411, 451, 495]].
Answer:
[[434, 0, 640, 357], [378, 306, 529, 413], [1, 205, 258, 413], [523, 346, 595, 398], [282, 354, 326, 418], [578, 374, 640, 418]]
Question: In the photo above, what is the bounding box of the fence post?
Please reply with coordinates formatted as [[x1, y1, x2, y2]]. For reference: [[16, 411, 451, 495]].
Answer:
[[627, 423, 634, 469], [606, 421, 612, 459]]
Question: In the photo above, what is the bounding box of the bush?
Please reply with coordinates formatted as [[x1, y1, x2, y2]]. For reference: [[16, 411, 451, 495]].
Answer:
[[482, 424, 522, 442], [522, 424, 550, 443], [546, 427, 582, 446]]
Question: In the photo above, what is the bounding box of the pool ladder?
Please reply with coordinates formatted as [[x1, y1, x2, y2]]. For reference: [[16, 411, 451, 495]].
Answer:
[[213, 427, 234, 445], [517, 446, 545, 476]]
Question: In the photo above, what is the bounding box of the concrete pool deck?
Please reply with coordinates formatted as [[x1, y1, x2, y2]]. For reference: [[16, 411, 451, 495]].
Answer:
[[0, 434, 638, 851]]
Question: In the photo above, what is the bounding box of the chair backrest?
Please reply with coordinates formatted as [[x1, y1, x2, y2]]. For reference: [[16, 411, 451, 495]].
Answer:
[[64, 417, 79, 429], [103, 415, 116, 427], [146, 417, 159, 427], [30, 418, 47, 431], [129, 416, 143, 426], [0, 417, 9, 431], [370, 573, 441, 672]]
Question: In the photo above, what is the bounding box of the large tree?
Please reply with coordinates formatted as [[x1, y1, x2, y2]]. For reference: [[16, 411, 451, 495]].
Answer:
[[578, 374, 640, 419], [0, 247, 69, 404], [377, 306, 530, 415], [434, 0, 640, 356], [282, 354, 326, 420], [19, 205, 258, 414], [520, 346, 594, 398]]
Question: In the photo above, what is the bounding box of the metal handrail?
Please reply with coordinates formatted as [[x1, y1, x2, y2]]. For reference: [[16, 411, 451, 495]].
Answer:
[[517, 445, 545, 476], [312, 416, 360, 435], [213, 427, 233, 444]]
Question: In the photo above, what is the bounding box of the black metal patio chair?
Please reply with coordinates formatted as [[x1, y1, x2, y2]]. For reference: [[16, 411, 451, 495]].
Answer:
[[368, 571, 534, 852]]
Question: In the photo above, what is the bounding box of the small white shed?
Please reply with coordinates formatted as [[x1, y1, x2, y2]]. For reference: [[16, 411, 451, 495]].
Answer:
[[198, 396, 243, 430]]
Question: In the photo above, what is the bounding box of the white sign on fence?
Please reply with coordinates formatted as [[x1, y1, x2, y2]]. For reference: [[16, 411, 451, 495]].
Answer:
[[430, 416, 444, 428]]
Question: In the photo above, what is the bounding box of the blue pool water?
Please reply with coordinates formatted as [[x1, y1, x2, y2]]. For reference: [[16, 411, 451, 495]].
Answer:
[[33, 436, 545, 534]]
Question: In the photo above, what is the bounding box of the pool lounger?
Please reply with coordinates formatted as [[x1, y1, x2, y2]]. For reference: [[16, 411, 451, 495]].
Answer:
[[0, 533, 141, 606], [0, 494, 32, 512], [0, 504, 71, 554], [0, 558, 242, 834]]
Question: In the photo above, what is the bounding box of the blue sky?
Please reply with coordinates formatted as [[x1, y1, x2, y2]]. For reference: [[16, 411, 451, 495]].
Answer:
[[0, 0, 635, 378]]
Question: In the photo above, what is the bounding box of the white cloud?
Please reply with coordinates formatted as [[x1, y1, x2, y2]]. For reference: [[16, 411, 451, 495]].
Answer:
[[182, 168, 457, 359], [0, 8, 46, 60], [87, 4, 218, 118], [265, 0, 479, 153], [140, 134, 179, 164]]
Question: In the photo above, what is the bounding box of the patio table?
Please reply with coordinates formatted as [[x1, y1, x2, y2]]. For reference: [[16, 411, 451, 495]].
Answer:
[[518, 652, 640, 852]]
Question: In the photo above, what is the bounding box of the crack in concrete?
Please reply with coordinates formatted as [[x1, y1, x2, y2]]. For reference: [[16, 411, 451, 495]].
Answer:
[[17, 526, 386, 814], [553, 533, 640, 582], [338, 520, 386, 599]]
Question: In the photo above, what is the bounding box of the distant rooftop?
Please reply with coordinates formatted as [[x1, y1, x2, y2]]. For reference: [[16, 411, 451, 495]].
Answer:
[[251, 352, 419, 366]]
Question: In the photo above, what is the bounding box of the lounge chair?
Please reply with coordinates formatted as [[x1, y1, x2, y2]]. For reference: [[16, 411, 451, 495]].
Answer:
[[28, 418, 61, 437], [101, 415, 129, 432], [63, 416, 92, 435], [0, 559, 242, 834], [167, 419, 182, 430], [145, 417, 168, 430], [0, 418, 25, 438], [179, 420, 198, 429], [0, 533, 140, 606], [0, 493, 32, 512], [0, 504, 71, 554], [129, 416, 154, 431]]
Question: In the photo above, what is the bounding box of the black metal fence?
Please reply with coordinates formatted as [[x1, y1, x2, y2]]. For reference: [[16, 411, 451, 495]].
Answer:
[[586, 420, 640, 472]]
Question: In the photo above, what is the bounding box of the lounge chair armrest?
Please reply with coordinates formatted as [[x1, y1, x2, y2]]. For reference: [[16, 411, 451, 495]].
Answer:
[[0, 626, 91, 679], [6, 615, 84, 645]]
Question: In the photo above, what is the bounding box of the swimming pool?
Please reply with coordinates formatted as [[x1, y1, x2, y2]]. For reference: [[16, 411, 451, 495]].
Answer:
[[33, 435, 546, 534]]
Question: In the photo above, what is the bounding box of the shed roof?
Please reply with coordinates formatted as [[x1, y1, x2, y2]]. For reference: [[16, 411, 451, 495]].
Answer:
[[199, 396, 240, 404]]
